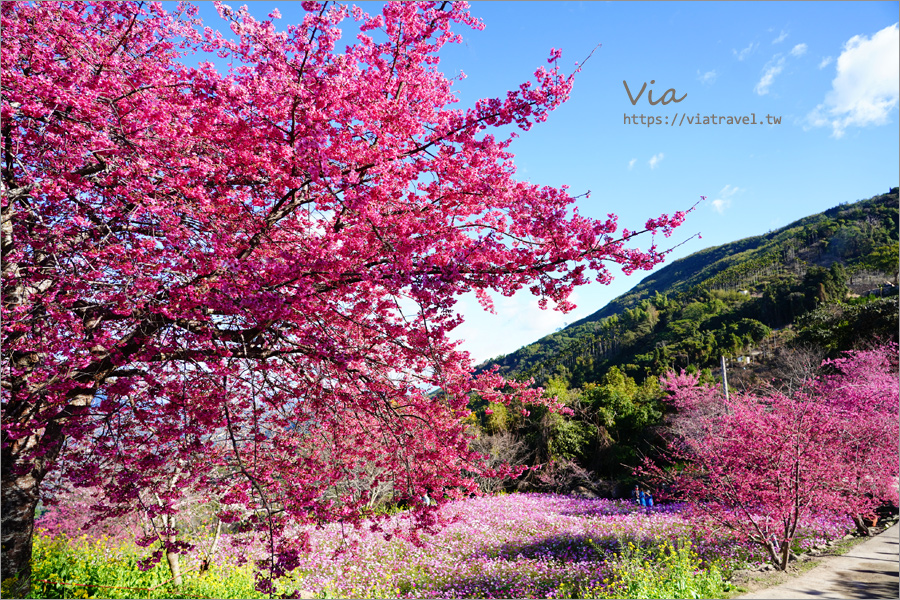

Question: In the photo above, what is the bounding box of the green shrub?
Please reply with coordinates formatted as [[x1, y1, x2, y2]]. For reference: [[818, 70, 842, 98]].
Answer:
[[582, 539, 735, 599]]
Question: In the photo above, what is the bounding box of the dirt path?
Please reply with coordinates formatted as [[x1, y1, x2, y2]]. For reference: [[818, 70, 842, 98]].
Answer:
[[735, 524, 899, 599]]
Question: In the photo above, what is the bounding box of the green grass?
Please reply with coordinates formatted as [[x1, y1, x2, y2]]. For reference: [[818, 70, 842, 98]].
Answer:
[[24, 534, 263, 599]]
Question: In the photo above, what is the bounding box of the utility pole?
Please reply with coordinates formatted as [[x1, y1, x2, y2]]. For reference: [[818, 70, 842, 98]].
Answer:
[[721, 355, 730, 402]]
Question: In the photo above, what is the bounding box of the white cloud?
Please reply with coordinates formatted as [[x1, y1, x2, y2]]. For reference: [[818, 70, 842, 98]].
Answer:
[[755, 55, 785, 95], [697, 70, 717, 85], [790, 43, 808, 57], [451, 290, 584, 363], [818, 56, 834, 69], [648, 153, 664, 169], [628, 158, 637, 170], [733, 42, 758, 61], [772, 30, 788, 44], [711, 184, 743, 214], [806, 23, 900, 138]]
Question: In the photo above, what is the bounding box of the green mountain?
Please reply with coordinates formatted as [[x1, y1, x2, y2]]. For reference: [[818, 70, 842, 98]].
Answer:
[[482, 188, 899, 387]]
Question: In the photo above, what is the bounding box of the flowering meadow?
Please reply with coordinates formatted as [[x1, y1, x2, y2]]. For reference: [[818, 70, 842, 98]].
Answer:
[[28, 493, 854, 599]]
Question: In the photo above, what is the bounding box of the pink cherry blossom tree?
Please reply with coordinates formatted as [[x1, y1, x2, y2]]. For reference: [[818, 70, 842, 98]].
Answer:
[[646, 345, 898, 571], [1, 1, 695, 593], [808, 343, 899, 535]]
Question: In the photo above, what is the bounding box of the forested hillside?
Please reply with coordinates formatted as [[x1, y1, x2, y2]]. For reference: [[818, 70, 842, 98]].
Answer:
[[469, 189, 899, 489], [485, 189, 898, 384]]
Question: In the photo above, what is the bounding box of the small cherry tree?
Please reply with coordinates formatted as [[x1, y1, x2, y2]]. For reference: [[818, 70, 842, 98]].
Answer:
[[647, 345, 898, 570], [2, 1, 695, 594], [809, 343, 899, 534]]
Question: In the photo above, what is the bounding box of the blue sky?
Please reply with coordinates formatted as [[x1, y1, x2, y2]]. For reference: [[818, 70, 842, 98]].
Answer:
[[188, 1, 899, 364]]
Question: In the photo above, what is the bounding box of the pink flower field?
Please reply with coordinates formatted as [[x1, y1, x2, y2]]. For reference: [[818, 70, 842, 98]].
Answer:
[[213, 493, 852, 598]]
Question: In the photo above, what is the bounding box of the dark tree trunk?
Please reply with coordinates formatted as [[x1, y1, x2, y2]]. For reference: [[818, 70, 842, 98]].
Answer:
[[1, 414, 71, 598], [852, 514, 872, 537], [762, 539, 790, 572], [779, 542, 791, 571], [1, 474, 41, 598], [1, 437, 49, 598]]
